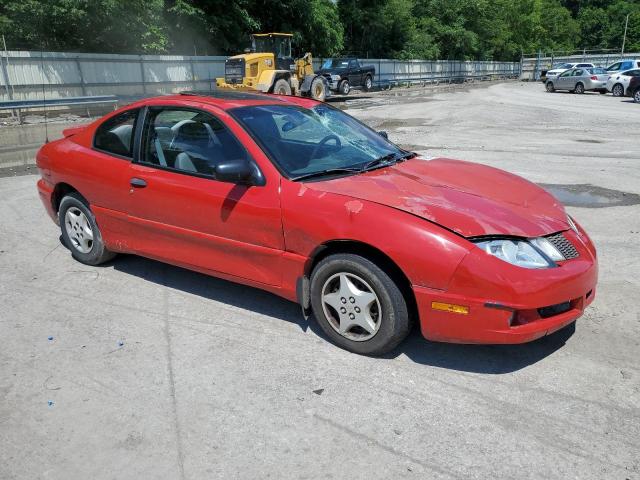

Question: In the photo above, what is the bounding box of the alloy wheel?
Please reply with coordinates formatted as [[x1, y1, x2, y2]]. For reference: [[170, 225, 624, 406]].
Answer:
[[321, 272, 382, 341], [64, 207, 94, 253]]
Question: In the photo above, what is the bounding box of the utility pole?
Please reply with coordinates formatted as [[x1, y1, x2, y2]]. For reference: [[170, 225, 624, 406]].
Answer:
[[621, 13, 630, 56]]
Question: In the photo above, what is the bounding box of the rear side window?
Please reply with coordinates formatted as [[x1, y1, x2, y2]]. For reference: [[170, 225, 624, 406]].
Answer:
[[94, 109, 139, 158]]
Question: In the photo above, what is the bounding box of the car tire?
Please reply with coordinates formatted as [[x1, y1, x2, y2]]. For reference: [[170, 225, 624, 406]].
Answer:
[[338, 80, 350, 95], [546, 82, 555, 93], [273, 79, 292, 96], [363, 75, 373, 92], [634, 88, 640, 103], [310, 253, 411, 356], [59, 192, 115, 266], [575, 82, 585, 94], [612, 83, 624, 97]]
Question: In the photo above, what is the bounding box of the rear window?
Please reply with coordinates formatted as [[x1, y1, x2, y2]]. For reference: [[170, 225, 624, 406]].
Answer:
[[589, 68, 606, 74], [94, 109, 139, 158]]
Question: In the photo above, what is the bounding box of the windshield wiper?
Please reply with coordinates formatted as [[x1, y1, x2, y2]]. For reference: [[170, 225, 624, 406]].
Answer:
[[290, 167, 362, 182], [360, 151, 417, 172]]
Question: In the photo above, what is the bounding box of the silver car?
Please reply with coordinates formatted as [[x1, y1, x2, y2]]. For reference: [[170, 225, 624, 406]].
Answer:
[[545, 67, 609, 94]]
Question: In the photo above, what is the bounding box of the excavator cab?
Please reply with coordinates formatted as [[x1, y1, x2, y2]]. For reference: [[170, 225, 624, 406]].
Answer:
[[251, 33, 293, 71]]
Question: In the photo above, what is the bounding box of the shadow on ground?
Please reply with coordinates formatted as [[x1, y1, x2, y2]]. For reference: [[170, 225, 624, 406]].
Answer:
[[105, 253, 575, 375]]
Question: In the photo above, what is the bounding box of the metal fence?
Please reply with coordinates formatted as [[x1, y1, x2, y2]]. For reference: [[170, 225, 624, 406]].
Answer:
[[0, 50, 521, 102], [521, 50, 640, 81]]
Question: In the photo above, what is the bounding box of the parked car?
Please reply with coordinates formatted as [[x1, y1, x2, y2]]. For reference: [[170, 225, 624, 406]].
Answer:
[[606, 68, 640, 96], [546, 67, 609, 93], [318, 58, 375, 95], [541, 62, 595, 82], [626, 76, 640, 103], [36, 91, 597, 355], [605, 59, 640, 73]]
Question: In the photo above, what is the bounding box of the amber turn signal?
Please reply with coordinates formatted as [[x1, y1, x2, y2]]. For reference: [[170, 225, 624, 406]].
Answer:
[[431, 301, 470, 315]]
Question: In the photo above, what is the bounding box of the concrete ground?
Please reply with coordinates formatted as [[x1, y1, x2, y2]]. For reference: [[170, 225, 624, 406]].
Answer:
[[1, 82, 639, 479]]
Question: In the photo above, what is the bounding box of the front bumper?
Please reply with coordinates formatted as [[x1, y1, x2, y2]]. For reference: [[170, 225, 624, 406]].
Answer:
[[414, 228, 598, 344]]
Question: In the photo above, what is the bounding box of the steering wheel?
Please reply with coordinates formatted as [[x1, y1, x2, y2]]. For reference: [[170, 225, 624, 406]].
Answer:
[[310, 134, 342, 160]]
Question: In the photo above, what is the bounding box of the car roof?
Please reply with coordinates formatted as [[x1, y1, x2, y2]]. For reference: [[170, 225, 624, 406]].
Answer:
[[128, 90, 320, 111]]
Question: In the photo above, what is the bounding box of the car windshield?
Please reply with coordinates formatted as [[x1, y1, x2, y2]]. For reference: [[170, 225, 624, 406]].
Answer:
[[231, 104, 407, 180], [589, 67, 606, 74], [553, 63, 574, 70], [322, 59, 350, 69]]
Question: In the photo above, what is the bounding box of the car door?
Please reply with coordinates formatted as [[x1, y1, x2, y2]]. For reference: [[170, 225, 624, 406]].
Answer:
[[556, 70, 572, 89], [572, 69, 585, 88], [125, 105, 285, 287], [348, 59, 361, 86]]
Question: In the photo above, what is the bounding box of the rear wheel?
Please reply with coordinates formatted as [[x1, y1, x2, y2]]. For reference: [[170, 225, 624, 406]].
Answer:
[[310, 254, 411, 356], [273, 79, 292, 96], [59, 192, 115, 265], [546, 82, 555, 92], [363, 75, 373, 91], [338, 79, 350, 95], [612, 83, 624, 97], [575, 82, 585, 94], [310, 76, 327, 102]]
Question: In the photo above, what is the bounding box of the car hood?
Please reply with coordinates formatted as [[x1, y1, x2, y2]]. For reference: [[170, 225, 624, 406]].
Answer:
[[319, 68, 347, 75], [307, 158, 569, 238]]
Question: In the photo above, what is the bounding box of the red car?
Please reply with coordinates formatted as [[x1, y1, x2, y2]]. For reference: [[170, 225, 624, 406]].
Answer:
[[36, 91, 597, 355]]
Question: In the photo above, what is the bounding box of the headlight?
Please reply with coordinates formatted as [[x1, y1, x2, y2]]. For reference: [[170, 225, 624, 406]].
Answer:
[[473, 238, 565, 268], [331, 74, 341, 81]]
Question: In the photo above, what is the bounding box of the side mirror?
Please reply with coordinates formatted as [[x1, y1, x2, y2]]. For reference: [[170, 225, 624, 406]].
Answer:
[[215, 159, 256, 185], [378, 130, 389, 139]]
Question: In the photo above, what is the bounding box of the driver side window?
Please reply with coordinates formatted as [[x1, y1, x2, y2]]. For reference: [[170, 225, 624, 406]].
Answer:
[[141, 108, 247, 178]]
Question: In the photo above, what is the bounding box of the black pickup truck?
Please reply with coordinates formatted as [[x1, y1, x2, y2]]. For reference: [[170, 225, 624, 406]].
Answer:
[[318, 58, 375, 95]]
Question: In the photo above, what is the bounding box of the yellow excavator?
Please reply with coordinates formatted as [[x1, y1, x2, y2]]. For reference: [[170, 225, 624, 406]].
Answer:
[[215, 33, 329, 101]]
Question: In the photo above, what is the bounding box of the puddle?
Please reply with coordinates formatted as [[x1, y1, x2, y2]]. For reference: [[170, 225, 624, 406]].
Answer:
[[540, 183, 640, 208]]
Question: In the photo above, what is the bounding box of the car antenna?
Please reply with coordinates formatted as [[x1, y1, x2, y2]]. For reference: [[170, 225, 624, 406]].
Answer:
[[40, 47, 49, 143]]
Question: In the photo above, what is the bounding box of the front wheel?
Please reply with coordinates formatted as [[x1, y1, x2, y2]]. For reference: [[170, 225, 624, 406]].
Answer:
[[575, 82, 585, 94], [612, 83, 624, 97], [338, 79, 350, 95], [310, 76, 327, 102], [310, 254, 411, 356], [546, 82, 555, 92], [363, 75, 373, 91], [59, 192, 115, 265], [634, 88, 640, 103]]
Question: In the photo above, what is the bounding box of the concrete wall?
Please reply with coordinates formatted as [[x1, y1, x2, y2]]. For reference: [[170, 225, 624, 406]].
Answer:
[[0, 50, 520, 101]]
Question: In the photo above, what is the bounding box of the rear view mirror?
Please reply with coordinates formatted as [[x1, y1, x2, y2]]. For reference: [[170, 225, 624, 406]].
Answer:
[[282, 121, 296, 132], [378, 130, 389, 139], [215, 159, 257, 185]]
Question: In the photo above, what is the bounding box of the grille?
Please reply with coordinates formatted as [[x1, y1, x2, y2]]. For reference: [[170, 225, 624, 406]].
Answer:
[[225, 58, 245, 84], [538, 301, 572, 318], [545, 232, 579, 260]]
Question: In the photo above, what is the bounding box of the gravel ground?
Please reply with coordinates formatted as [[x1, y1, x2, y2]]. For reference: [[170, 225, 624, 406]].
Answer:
[[1, 82, 639, 479]]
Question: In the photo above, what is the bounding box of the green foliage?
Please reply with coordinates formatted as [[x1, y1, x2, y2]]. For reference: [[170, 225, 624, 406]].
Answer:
[[0, 0, 638, 59]]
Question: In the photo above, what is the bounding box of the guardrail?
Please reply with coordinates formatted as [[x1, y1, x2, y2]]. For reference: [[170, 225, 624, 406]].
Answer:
[[0, 95, 118, 123]]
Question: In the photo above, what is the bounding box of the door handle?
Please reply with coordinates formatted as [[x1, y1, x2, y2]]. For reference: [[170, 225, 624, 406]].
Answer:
[[130, 177, 147, 188]]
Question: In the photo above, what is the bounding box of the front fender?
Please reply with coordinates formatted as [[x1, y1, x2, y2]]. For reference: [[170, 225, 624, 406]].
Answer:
[[281, 180, 470, 290]]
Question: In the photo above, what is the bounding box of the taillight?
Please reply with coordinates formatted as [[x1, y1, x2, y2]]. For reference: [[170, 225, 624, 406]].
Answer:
[[590, 76, 598, 80]]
